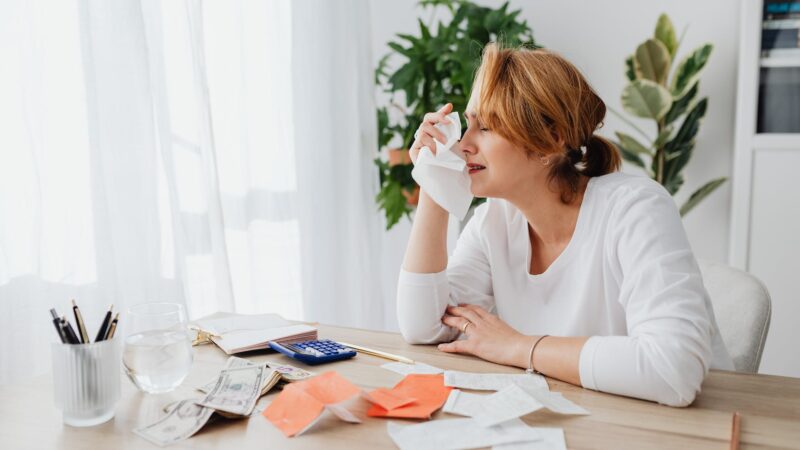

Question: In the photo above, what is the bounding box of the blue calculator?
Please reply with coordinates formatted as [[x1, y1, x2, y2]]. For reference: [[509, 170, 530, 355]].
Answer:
[[268, 339, 357, 365]]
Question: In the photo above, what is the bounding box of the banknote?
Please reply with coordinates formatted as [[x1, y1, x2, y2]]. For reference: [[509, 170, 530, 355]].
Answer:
[[196, 364, 266, 416], [134, 399, 214, 447], [197, 357, 314, 392], [265, 361, 315, 381], [196, 356, 255, 393]]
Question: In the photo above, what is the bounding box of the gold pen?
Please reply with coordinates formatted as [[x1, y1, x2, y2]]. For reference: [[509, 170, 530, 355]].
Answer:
[[338, 341, 414, 364], [105, 313, 120, 340], [71, 299, 90, 344]]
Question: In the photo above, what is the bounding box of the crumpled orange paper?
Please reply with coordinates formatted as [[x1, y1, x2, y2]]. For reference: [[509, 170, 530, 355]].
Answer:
[[367, 374, 451, 419], [263, 371, 360, 437]]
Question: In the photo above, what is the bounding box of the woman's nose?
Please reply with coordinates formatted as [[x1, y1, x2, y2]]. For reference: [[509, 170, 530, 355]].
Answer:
[[459, 140, 476, 156]]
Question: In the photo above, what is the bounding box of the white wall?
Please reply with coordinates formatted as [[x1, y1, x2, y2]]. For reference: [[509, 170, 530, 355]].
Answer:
[[370, 0, 740, 330]]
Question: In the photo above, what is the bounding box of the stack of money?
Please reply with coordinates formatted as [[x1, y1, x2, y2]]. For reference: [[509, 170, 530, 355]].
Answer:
[[135, 356, 308, 446]]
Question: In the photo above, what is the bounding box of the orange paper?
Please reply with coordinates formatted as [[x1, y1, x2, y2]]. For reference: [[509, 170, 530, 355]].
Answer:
[[364, 387, 416, 410], [367, 374, 451, 419], [263, 371, 360, 437]]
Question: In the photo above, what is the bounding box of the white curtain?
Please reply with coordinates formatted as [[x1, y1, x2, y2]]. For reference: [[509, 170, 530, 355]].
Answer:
[[0, 0, 384, 384]]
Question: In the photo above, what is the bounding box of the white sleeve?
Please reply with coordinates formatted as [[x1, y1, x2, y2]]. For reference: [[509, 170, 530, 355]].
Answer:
[[396, 203, 495, 344], [578, 183, 713, 407]]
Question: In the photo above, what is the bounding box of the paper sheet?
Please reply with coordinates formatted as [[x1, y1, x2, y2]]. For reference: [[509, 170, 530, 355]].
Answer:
[[387, 418, 541, 450], [444, 371, 549, 392], [468, 384, 544, 427], [367, 374, 452, 419], [493, 428, 567, 450], [525, 390, 590, 415], [381, 361, 444, 375], [262, 371, 361, 437], [444, 387, 589, 419]]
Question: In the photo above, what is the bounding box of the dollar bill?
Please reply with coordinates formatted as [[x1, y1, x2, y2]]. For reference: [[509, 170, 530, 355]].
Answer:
[[196, 357, 314, 394], [265, 361, 315, 381], [196, 364, 266, 416], [197, 356, 255, 393], [134, 399, 214, 447]]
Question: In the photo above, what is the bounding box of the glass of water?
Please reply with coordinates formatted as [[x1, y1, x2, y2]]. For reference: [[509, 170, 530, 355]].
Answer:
[[122, 302, 193, 394]]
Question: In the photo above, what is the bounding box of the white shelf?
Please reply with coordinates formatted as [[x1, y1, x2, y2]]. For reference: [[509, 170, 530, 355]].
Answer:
[[760, 55, 800, 67], [752, 133, 800, 150]]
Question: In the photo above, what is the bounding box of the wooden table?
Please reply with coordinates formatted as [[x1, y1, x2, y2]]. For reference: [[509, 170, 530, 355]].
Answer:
[[2, 324, 799, 449]]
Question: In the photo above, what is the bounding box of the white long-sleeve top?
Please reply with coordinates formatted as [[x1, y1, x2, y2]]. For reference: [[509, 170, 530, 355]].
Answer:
[[397, 172, 733, 407]]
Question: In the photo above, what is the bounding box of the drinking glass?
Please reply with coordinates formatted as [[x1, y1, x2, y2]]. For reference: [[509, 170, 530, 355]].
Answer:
[[122, 302, 193, 394]]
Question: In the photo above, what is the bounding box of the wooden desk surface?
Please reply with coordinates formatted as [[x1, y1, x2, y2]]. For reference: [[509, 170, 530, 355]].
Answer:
[[2, 324, 799, 450]]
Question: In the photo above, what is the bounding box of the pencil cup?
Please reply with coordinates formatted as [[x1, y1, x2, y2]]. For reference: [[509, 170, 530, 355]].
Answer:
[[51, 339, 120, 427]]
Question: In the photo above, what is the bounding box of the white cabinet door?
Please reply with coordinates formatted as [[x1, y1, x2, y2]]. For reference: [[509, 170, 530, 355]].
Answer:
[[748, 148, 800, 377]]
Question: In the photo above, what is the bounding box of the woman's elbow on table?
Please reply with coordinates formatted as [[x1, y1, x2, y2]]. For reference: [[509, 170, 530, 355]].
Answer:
[[396, 302, 453, 344], [640, 338, 711, 407]]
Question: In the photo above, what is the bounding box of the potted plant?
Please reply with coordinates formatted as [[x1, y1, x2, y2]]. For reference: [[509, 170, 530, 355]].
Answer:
[[612, 13, 726, 216], [374, 0, 537, 229]]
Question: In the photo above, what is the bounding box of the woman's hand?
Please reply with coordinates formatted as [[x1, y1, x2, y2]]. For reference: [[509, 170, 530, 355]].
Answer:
[[409, 103, 453, 164], [439, 304, 534, 368]]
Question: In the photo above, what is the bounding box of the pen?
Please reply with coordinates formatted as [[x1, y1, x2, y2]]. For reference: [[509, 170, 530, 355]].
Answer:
[[71, 299, 90, 344], [60, 316, 81, 344], [94, 304, 113, 342], [50, 309, 67, 343], [105, 313, 120, 340], [338, 341, 415, 364]]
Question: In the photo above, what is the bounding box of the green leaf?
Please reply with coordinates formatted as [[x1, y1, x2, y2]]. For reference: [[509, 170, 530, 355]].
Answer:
[[654, 126, 673, 148], [614, 140, 647, 169], [663, 173, 684, 195], [654, 14, 678, 58], [376, 180, 412, 229], [377, 108, 392, 148], [664, 82, 698, 126], [387, 42, 413, 59], [680, 177, 727, 216], [670, 43, 712, 98], [615, 131, 651, 155], [625, 56, 636, 82], [621, 79, 673, 120], [663, 98, 708, 184], [634, 39, 671, 85]]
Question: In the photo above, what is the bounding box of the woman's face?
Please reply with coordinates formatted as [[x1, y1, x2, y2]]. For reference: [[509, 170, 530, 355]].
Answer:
[[458, 108, 546, 200]]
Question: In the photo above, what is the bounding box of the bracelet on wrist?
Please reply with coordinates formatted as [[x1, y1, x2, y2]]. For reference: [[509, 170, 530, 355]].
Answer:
[[525, 334, 549, 375]]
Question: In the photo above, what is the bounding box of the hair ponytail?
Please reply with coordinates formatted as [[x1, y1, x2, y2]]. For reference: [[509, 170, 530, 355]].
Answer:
[[580, 135, 620, 178]]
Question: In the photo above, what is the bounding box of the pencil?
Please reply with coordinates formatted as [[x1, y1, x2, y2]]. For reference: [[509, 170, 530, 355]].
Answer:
[[338, 341, 414, 364], [730, 411, 741, 450]]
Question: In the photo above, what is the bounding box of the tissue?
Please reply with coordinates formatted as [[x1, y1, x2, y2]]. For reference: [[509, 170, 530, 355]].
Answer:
[[411, 111, 474, 220]]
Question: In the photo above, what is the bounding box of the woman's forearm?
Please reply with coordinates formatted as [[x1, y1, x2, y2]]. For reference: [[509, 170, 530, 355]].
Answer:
[[513, 335, 588, 387], [402, 190, 450, 273]]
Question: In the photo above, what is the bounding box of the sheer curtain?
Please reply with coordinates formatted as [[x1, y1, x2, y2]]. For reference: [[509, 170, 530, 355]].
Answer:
[[0, 0, 383, 384]]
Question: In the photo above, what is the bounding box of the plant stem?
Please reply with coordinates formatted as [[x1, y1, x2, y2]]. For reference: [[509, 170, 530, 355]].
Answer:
[[656, 119, 665, 184], [608, 106, 653, 143]]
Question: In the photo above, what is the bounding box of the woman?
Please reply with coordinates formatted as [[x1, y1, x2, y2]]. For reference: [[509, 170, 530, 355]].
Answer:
[[397, 44, 733, 407]]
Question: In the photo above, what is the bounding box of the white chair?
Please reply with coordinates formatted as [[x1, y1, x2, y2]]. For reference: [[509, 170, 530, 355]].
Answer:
[[698, 259, 772, 373]]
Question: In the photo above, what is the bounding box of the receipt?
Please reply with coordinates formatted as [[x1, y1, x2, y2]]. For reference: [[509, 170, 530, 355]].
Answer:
[[387, 418, 541, 450], [443, 371, 549, 392]]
